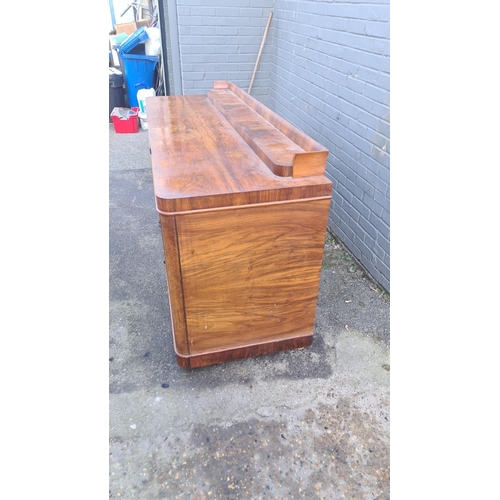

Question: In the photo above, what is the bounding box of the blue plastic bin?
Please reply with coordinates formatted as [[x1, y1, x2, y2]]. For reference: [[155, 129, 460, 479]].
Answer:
[[119, 53, 158, 108], [117, 27, 149, 54]]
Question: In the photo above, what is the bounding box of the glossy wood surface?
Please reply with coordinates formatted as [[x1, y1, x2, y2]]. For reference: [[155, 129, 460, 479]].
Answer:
[[176, 199, 329, 354], [147, 82, 332, 214], [160, 215, 189, 356], [209, 81, 329, 178], [149, 82, 333, 368], [176, 334, 312, 369]]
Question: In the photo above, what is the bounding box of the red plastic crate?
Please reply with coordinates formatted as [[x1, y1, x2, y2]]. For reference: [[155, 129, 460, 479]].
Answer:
[[111, 107, 139, 133]]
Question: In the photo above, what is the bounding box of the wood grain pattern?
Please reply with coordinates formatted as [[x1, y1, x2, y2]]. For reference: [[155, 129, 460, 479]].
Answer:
[[147, 82, 333, 368], [176, 199, 330, 355], [208, 88, 302, 177], [209, 81, 329, 178], [147, 90, 332, 213], [212, 81, 327, 152], [208, 81, 328, 177], [175, 334, 312, 369], [159, 215, 189, 355]]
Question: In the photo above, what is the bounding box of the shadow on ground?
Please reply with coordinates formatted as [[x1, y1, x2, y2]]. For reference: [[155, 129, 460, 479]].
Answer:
[[109, 126, 390, 499]]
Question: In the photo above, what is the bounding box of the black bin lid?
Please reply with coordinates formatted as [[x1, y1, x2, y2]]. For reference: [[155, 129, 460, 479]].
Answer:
[[109, 67, 123, 87]]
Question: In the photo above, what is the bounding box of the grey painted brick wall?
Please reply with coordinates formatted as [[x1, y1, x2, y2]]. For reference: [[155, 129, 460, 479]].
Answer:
[[161, 0, 390, 292], [267, 0, 390, 291], [173, 0, 274, 104], [160, 0, 176, 95]]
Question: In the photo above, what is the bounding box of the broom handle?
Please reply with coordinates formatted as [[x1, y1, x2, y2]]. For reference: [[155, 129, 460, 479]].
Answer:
[[248, 12, 273, 95]]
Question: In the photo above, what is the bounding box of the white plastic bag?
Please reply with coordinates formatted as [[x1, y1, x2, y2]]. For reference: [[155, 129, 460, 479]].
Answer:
[[145, 27, 161, 56]]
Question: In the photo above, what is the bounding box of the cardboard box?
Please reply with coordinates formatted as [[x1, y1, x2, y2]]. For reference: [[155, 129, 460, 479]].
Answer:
[[115, 19, 149, 36]]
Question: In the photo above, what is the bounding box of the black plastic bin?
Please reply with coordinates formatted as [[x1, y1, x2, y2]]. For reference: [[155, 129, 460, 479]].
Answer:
[[109, 68, 125, 122]]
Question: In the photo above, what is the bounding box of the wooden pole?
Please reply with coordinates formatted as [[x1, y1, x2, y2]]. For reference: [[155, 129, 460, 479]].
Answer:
[[248, 12, 273, 95]]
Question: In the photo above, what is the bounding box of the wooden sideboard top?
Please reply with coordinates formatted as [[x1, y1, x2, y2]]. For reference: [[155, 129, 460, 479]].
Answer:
[[148, 81, 332, 213]]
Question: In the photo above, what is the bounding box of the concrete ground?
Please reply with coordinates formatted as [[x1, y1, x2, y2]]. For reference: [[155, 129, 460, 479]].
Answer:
[[109, 124, 390, 499]]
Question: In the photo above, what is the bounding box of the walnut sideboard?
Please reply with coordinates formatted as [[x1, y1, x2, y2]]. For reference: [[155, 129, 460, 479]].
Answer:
[[147, 81, 333, 369]]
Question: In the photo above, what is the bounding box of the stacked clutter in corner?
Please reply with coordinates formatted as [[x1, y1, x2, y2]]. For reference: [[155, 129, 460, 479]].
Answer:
[[116, 27, 159, 109], [137, 88, 156, 130], [135, 27, 159, 130]]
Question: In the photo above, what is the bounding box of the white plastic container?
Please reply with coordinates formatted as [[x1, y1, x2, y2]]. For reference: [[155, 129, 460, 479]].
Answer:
[[137, 88, 155, 114], [145, 27, 161, 56], [138, 111, 148, 130]]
